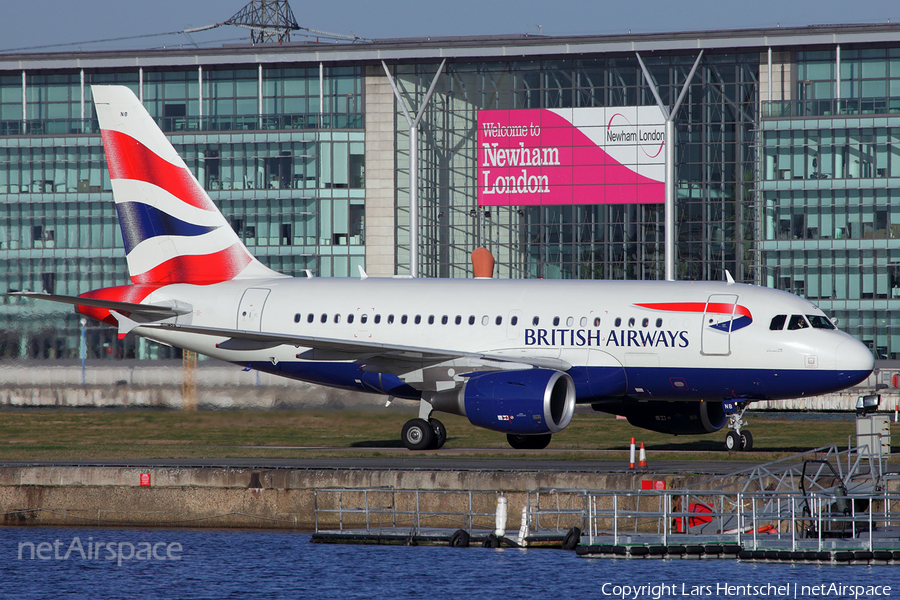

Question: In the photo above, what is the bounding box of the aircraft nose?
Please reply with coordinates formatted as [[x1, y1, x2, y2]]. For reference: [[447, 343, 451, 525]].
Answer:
[[835, 338, 875, 386]]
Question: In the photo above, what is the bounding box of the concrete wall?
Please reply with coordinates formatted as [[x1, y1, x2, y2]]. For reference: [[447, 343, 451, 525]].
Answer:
[[0, 360, 895, 412], [0, 360, 398, 410], [363, 64, 397, 277], [0, 465, 705, 531], [759, 50, 795, 103]]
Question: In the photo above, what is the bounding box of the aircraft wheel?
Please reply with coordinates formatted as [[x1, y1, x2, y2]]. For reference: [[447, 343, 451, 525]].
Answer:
[[430, 418, 447, 449], [725, 431, 741, 451], [402, 418, 435, 451], [506, 433, 552, 450], [528, 433, 552, 450], [740, 430, 753, 451], [507, 434, 530, 449]]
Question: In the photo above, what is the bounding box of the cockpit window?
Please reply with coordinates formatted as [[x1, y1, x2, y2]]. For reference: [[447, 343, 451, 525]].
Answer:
[[807, 315, 836, 330], [769, 315, 786, 330], [787, 314, 809, 330]]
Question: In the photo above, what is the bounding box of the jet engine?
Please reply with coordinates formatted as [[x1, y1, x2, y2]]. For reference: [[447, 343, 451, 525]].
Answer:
[[430, 369, 576, 435], [592, 399, 728, 435]]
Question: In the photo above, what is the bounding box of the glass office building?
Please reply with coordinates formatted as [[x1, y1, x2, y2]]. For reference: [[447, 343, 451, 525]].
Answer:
[[0, 63, 365, 359], [0, 24, 898, 360], [762, 47, 900, 358]]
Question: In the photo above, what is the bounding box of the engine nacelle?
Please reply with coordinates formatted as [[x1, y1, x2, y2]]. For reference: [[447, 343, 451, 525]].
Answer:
[[430, 369, 576, 435], [592, 400, 728, 435]]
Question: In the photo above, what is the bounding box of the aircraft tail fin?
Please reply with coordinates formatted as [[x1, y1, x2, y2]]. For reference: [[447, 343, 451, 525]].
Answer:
[[91, 85, 283, 285]]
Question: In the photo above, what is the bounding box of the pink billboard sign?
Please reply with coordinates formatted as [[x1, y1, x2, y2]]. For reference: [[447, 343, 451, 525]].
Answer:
[[477, 107, 666, 206]]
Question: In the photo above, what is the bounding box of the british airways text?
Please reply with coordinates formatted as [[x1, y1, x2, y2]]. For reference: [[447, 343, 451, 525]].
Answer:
[[524, 329, 689, 348]]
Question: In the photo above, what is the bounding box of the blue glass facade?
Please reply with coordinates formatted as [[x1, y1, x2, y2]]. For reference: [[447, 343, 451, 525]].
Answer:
[[0, 64, 364, 359], [762, 49, 900, 358]]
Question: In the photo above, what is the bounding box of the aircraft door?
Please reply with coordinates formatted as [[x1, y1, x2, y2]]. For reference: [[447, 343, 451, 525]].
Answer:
[[237, 288, 271, 332], [700, 294, 738, 356]]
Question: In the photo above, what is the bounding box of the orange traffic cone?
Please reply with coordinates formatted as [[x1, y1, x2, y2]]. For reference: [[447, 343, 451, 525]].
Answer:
[[638, 441, 648, 468], [629, 437, 636, 469]]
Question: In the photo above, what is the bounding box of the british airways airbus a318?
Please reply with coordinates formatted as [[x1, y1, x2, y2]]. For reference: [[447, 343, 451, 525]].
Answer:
[[15, 86, 875, 451]]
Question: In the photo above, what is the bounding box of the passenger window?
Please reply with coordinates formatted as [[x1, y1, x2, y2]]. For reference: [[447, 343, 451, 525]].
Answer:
[[495, 316, 502, 325], [594, 317, 601, 327], [482, 315, 489, 326], [361, 315, 368, 324], [469, 316, 475, 325], [807, 315, 836, 330], [415, 315, 422, 324], [769, 315, 786, 330], [348, 314, 355, 324], [511, 316, 518, 326], [441, 315, 448, 325], [374, 315, 381, 324], [294, 313, 301, 323], [787, 315, 809, 330], [532, 316, 539, 326], [642, 318, 649, 328], [566, 317, 574, 327], [579, 317, 587, 327], [428, 315, 435, 325], [656, 318, 663, 328], [401, 315, 408, 324], [628, 318, 635, 327], [307, 314, 314, 323], [553, 317, 560, 326], [455, 315, 462, 325], [387, 314, 394, 324], [614, 317, 622, 327], [320, 314, 327, 323], [334, 314, 341, 323]]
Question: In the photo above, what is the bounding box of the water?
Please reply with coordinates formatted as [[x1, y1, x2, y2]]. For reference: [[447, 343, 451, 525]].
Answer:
[[1, 527, 896, 599]]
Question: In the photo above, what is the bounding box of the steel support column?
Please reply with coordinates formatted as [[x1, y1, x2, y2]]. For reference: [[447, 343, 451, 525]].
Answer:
[[637, 51, 703, 281], [381, 60, 446, 278]]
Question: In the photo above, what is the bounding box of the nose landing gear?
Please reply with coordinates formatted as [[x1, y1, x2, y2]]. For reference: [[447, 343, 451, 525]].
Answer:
[[724, 401, 753, 451]]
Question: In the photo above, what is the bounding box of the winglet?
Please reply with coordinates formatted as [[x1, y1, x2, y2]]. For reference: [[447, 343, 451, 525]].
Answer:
[[304, 270, 314, 279], [358, 265, 368, 280], [725, 270, 735, 285], [109, 311, 141, 339]]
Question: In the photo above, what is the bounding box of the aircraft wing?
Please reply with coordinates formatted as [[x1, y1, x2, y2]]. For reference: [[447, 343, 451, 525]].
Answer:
[[127, 320, 572, 373]]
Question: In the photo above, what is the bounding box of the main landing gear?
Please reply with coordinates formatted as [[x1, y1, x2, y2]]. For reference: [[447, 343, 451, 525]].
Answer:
[[724, 401, 753, 452], [400, 417, 447, 450]]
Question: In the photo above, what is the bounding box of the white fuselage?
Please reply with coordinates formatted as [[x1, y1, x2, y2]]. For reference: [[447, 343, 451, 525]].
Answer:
[[131, 277, 874, 403]]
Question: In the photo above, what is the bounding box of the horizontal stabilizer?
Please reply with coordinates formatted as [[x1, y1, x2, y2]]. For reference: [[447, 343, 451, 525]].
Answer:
[[10, 291, 192, 318]]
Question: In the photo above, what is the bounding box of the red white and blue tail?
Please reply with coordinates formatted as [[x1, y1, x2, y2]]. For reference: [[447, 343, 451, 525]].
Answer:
[[92, 85, 283, 285]]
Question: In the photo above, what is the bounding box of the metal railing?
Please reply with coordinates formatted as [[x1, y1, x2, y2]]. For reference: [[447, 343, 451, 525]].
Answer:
[[583, 487, 900, 552], [313, 487, 589, 536], [762, 97, 900, 119], [0, 112, 363, 138], [313, 488, 499, 534]]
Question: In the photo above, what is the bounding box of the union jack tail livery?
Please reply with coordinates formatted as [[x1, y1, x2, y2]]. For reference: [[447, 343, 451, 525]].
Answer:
[[92, 86, 281, 285]]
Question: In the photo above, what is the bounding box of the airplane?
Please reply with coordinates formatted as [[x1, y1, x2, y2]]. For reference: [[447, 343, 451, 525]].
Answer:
[[13, 85, 875, 452]]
